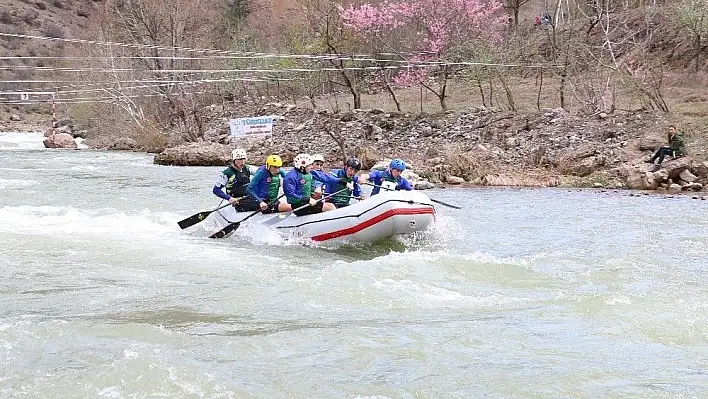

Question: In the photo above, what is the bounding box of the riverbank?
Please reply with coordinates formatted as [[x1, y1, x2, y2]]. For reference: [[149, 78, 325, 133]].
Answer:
[[4, 100, 707, 192]]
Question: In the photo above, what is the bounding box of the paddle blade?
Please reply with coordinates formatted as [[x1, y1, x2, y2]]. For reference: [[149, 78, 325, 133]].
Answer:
[[177, 211, 212, 229], [430, 198, 462, 209], [209, 222, 240, 239]]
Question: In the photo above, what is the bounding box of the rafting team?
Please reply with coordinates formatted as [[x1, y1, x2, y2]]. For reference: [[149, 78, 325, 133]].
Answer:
[[213, 150, 414, 217]]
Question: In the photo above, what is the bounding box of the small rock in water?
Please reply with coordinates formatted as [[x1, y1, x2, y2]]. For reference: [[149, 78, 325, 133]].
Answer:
[[415, 180, 435, 190], [446, 176, 465, 185]]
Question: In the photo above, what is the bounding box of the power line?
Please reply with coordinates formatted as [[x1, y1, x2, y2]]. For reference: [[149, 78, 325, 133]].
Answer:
[[0, 32, 553, 69], [0, 32, 424, 64], [0, 62, 551, 75]]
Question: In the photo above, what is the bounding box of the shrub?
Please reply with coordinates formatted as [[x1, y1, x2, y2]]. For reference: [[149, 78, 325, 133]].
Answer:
[[21, 9, 38, 25], [41, 23, 65, 39], [0, 10, 15, 25]]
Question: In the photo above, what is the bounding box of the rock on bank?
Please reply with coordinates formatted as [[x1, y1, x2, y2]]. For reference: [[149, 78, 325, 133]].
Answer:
[[149, 101, 706, 191]]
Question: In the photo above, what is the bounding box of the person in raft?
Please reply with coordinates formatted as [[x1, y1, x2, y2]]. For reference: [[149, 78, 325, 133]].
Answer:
[[212, 148, 259, 211], [284, 153, 337, 216], [309, 153, 327, 201], [246, 154, 291, 214], [360, 158, 413, 195], [316, 157, 364, 208]]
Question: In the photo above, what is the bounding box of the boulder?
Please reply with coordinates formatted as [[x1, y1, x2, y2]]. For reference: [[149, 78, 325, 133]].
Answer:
[[55, 125, 73, 136], [446, 176, 465, 185], [355, 146, 380, 170], [153, 143, 231, 166], [679, 169, 698, 183], [108, 137, 137, 151], [370, 160, 390, 171], [43, 133, 77, 149], [662, 157, 692, 181], [563, 155, 606, 177], [9, 114, 23, 122], [668, 183, 682, 193], [638, 134, 666, 150], [692, 161, 708, 179], [72, 130, 88, 139], [55, 117, 72, 128], [415, 180, 435, 190]]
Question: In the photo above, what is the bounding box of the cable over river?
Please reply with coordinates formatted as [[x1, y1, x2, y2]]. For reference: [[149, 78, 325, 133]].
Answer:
[[1, 132, 707, 398]]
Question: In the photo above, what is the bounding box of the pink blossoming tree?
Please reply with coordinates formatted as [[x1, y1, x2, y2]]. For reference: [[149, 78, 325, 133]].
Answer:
[[342, 0, 507, 110]]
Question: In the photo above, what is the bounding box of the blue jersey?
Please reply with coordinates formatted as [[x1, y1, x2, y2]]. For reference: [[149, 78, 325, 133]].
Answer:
[[310, 170, 327, 189], [283, 169, 313, 205], [246, 166, 285, 202], [367, 169, 413, 195]]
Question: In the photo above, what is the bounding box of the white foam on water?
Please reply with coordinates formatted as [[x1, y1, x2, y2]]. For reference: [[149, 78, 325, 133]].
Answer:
[[0, 132, 45, 150], [368, 277, 534, 309], [75, 137, 89, 149], [96, 386, 123, 398], [0, 178, 38, 189], [0, 205, 179, 236], [349, 249, 534, 269]]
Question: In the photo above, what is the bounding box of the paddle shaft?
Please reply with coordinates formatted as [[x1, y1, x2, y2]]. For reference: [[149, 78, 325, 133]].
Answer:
[[291, 187, 351, 213], [209, 194, 286, 238], [362, 182, 462, 209]]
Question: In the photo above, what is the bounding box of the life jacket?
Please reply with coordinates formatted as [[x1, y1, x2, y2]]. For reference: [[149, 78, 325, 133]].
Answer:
[[225, 164, 251, 197], [329, 169, 353, 205]]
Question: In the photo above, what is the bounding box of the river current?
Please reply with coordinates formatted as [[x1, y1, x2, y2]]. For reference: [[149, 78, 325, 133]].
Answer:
[[1, 131, 707, 398]]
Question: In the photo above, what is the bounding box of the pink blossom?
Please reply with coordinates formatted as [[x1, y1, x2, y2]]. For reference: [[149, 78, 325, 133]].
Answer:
[[342, 0, 506, 88]]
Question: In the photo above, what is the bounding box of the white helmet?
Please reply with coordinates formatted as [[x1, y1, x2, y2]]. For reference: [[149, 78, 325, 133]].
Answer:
[[312, 154, 325, 163], [293, 153, 314, 168], [231, 148, 247, 160]]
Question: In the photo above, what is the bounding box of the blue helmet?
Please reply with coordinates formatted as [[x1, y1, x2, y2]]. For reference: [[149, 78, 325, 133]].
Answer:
[[389, 158, 406, 171]]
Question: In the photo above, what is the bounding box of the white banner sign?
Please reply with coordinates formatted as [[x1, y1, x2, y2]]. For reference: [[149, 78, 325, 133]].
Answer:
[[228, 116, 274, 137]]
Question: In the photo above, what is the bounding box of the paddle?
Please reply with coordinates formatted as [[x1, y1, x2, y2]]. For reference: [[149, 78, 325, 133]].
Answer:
[[260, 187, 351, 227], [362, 181, 462, 209], [177, 198, 243, 229], [208, 194, 286, 239]]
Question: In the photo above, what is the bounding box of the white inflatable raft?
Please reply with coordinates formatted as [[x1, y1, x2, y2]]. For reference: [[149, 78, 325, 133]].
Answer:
[[212, 190, 436, 243]]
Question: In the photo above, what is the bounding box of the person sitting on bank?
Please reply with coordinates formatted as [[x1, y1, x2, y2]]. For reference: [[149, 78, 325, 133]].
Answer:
[[284, 153, 336, 216], [212, 149, 260, 212], [246, 154, 291, 214], [360, 158, 413, 195], [646, 125, 687, 165], [321, 157, 364, 208]]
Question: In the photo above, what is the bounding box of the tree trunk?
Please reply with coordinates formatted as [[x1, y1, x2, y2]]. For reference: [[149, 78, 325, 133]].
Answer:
[[477, 79, 486, 107], [384, 81, 402, 112]]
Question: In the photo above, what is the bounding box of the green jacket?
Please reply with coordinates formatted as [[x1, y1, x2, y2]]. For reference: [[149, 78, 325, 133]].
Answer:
[[670, 133, 687, 155]]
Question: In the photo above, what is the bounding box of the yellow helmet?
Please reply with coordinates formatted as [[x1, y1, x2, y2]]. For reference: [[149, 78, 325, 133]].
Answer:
[[265, 154, 283, 168]]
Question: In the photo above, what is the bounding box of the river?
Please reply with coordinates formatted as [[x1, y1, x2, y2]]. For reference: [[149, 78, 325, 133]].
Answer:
[[1, 131, 707, 398]]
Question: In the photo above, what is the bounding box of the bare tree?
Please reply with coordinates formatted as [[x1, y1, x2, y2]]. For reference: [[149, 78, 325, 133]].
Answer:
[[98, 0, 223, 139], [300, 0, 363, 109]]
